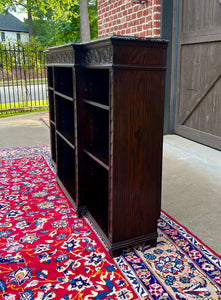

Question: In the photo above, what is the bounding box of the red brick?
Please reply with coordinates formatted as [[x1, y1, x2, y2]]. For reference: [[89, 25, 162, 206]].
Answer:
[[142, 9, 149, 16], [137, 11, 142, 18], [153, 12, 161, 20], [153, 5, 161, 13], [153, 21, 161, 27], [132, 13, 137, 20], [142, 23, 150, 30], [140, 17, 146, 24], [153, 28, 161, 36], [139, 32, 146, 37], [133, 5, 139, 12]]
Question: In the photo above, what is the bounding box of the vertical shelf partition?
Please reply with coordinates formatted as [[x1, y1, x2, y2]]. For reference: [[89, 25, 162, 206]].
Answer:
[[46, 36, 168, 257]]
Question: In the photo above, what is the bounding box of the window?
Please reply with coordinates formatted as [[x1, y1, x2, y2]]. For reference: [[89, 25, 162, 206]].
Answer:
[[1, 32, 5, 41], [17, 33, 21, 41]]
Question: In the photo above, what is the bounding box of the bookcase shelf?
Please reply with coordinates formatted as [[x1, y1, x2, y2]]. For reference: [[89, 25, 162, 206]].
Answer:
[[81, 69, 109, 106], [50, 122, 56, 165], [83, 149, 109, 170], [48, 89, 55, 122], [57, 134, 76, 200], [46, 36, 168, 257], [83, 104, 109, 165], [47, 67, 53, 88], [54, 66, 73, 98], [83, 155, 109, 235], [55, 94, 75, 145], [83, 99, 109, 111]]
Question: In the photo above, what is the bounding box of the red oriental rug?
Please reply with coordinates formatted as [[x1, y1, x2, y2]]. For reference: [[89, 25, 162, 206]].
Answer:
[[0, 145, 220, 300]]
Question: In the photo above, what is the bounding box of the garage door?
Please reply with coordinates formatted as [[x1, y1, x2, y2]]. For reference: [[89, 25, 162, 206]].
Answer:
[[175, 0, 221, 150]]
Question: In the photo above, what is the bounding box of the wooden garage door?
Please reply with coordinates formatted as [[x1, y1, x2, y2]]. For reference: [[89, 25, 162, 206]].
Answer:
[[175, 0, 221, 150]]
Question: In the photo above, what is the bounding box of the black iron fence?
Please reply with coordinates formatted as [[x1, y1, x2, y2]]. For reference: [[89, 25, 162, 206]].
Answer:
[[0, 42, 48, 114]]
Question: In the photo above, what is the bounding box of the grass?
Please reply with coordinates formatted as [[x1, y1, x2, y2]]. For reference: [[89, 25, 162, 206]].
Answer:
[[0, 107, 49, 118], [0, 100, 48, 118], [0, 78, 47, 87]]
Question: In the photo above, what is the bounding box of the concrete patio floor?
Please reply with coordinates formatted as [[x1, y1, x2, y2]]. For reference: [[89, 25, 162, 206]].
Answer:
[[0, 112, 220, 255]]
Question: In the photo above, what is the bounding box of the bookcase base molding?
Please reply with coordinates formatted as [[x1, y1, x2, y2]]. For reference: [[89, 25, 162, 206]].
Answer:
[[83, 208, 158, 257]]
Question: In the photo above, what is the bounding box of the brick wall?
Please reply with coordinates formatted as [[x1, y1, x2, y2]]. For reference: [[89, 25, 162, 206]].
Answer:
[[97, 0, 161, 38]]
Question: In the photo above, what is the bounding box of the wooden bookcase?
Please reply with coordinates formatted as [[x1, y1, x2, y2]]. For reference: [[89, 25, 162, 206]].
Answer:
[[46, 36, 168, 257]]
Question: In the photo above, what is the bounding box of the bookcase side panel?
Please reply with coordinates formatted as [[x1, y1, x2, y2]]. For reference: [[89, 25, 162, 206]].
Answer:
[[111, 68, 166, 243]]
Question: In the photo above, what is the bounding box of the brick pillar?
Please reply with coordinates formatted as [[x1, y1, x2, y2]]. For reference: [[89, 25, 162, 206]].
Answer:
[[97, 0, 161, 38]]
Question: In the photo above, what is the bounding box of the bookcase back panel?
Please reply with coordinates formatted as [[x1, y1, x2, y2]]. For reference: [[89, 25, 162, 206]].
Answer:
[[50, 124, 56, 163], [82, 69, 109, 106], [83, 155, 109, 235], [57, 135, 76, 199], [47, 67, 53, 88], [55, 95, 75, 145], [54, 67, 73, 97], [84, 106, 109, 164], [48, 89, 55, 122]]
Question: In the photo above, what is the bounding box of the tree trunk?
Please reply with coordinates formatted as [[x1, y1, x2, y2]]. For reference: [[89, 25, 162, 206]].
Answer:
[[79, 0, 91, 42], [28, 10, 33, 37]]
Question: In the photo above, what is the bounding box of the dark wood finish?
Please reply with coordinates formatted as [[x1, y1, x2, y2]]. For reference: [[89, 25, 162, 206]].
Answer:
[[175, 0, 221, 150], [45, 44, 78, 207], [46, 36, 168, 256], [111, 69, 166, 244]]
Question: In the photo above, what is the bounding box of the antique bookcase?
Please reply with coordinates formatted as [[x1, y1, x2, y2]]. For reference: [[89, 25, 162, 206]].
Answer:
[[46, 36, 168, 257]]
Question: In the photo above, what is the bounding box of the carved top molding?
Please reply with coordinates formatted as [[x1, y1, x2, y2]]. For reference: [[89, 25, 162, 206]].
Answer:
[[46, 47, 75, 64], [78, 46, 113, 65], [45, 36, 169, 66]]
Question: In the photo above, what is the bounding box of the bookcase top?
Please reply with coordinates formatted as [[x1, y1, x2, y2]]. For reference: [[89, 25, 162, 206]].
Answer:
[[45, 35, 168, 67]]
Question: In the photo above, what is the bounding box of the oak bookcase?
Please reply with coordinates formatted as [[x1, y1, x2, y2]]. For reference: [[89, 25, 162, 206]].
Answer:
[[46, 36, 168, 257]]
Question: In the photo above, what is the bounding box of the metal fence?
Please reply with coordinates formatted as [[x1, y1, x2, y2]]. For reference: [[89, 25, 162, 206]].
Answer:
[[0, 43, 48, 114]]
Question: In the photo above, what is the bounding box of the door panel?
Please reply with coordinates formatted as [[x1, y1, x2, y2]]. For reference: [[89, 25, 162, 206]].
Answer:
[[175, 0, 221, 150]]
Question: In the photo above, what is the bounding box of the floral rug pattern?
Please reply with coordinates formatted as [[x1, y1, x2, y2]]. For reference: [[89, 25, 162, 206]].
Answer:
[[0, 145, 220, 299], [116, 213, 221, 299], [0, 155, 137, 300]]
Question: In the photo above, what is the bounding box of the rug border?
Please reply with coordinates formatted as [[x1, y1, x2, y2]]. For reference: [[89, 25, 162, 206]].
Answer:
[[161, 209, 221, 259]]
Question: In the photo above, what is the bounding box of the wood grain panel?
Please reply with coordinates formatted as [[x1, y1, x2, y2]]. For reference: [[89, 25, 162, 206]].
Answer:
[[185, 77, 221, 136], [181, 0, 221, 33], [111, 69, 165, 242], [175, 0, 221, 150]]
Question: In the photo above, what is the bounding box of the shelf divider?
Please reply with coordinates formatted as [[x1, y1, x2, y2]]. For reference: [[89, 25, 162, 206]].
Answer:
[[56, 130, 75, 150], [83, 99, 109, 111], [55, 91, 74, 101], [83, 149, 109, 171]]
